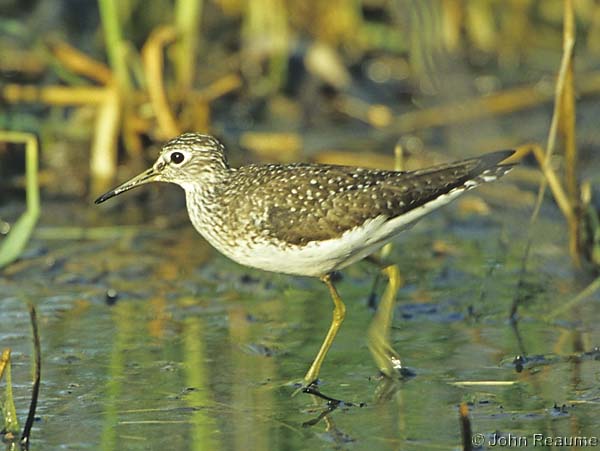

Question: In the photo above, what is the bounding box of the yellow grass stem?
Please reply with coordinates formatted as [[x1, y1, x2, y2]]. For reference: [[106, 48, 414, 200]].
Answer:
[[336, 68, 600, 133], [2, 84, 108, 105], [174, 0, 204, 95], [560, 0, 580, 265], [0, 349, 20, 435], [546, 275, 600, 321], [50, 39, 113, 85], [142, 26, 181, 139], [90, 84, 121, 195], [98, 0, 132, 92]]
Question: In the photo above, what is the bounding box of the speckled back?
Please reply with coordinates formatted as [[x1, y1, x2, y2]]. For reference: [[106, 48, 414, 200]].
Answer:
[[213, 151, 513, 246]]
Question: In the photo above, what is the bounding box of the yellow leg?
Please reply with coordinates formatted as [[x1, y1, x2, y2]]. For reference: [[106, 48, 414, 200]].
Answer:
[[303, 274, 346, 385], [368, 264, 403, 376]]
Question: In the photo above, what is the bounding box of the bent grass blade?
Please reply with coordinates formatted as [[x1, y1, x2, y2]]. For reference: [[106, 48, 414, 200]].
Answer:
[[0, 131, 40, 269]]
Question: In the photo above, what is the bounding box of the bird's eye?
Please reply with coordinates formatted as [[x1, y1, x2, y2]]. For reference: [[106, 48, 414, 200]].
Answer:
[[170, 152, 185, 164]]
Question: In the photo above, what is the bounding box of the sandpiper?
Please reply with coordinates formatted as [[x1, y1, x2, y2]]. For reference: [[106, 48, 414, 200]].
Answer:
[[95, 132, 514, 390]]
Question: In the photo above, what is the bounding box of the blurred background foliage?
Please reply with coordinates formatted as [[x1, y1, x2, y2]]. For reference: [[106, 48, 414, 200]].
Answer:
[[0, 0, 599, 220]]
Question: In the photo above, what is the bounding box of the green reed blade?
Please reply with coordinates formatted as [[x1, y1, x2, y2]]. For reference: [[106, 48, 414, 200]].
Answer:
[[0, 132, 40, 269]]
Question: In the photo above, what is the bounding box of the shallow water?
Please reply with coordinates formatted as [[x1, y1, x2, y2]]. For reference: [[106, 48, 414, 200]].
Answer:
[[2, 190, 599, 450]]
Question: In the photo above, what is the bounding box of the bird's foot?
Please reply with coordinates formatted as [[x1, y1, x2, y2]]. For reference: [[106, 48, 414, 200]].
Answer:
[[378, 363, 417, 380], [291, 379, 364, 408], [302, 381, 344, 406], [384, 351, 412, 377], [291, 378, 318, 397], [371, 361, 416, 403], [368, 336, 409, 377]]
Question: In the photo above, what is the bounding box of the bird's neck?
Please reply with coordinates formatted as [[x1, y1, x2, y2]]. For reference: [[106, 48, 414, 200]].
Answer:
[[182, 169, 238, 255], [181, 166, 233, 198], [182, 165, 237, 220]]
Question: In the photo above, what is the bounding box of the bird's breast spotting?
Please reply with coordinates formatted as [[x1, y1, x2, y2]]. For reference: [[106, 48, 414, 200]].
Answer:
[[185, 182, 472, 277]]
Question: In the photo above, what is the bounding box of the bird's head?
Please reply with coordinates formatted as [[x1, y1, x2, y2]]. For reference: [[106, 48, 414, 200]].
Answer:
[[95, 133, 229, 204]]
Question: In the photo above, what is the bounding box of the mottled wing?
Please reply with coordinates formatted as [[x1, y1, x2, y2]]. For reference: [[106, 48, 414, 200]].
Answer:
[[232, 150, 514, 245]]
